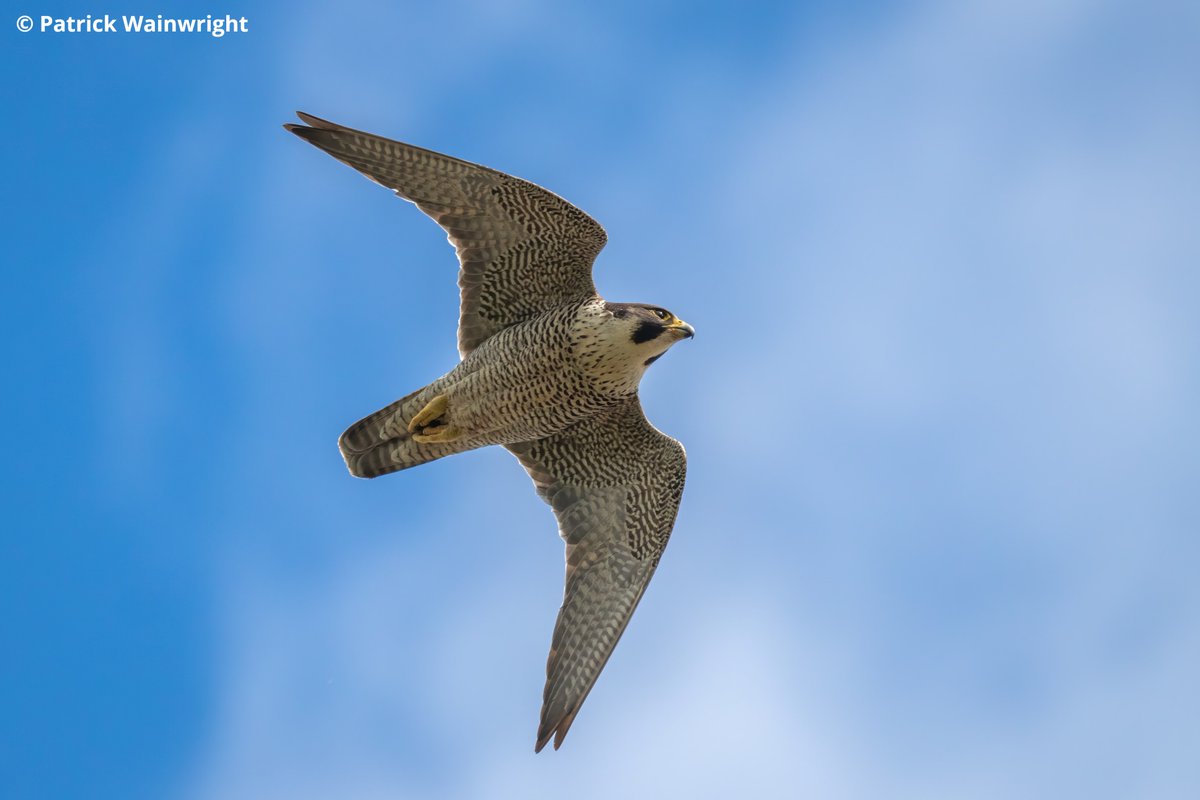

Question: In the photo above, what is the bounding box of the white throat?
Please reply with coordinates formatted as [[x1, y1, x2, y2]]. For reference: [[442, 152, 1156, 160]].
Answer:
[[572, 301, 657, 396]]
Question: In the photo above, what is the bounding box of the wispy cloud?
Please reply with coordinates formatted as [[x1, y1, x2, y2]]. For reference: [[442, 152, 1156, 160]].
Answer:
[[181, 1, 1200, 797]]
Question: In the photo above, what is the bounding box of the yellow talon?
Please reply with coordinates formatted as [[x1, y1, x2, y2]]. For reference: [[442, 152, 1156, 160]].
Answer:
[[407, 394, 461, 443], [412, 425, 462, 444], [408, 394, 449, 434]]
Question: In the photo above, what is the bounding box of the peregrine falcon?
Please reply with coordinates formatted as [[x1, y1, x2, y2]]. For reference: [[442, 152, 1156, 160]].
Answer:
[[285, 112, 693, 752]]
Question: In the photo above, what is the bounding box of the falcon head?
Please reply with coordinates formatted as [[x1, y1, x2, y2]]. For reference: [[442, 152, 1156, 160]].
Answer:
[[606, 302, 695, 367]]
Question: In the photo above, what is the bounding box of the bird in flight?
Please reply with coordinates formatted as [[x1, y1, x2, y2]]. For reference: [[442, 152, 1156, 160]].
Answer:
[[285, 112, 693, 752]]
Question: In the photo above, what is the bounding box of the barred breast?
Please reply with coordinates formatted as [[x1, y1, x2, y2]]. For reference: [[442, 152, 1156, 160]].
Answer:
[[425, 299, 624, 445]]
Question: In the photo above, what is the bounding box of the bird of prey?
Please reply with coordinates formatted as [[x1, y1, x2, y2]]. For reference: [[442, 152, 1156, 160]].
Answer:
[[285, 112, 693, 752]]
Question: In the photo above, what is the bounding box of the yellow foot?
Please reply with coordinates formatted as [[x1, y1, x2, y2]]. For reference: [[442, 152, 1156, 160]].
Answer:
[[408, 394, 449, 433], [407, 394, 462, 443], [412, 424, 462, 444]]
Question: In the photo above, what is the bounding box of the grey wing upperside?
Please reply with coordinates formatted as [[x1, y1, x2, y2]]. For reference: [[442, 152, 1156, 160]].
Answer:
[[506, 398, 687, 752], [284, 112, 607, 356]]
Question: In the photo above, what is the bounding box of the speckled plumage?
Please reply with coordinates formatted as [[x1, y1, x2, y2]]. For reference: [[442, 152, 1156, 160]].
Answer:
[[286, 112, 692, 752]]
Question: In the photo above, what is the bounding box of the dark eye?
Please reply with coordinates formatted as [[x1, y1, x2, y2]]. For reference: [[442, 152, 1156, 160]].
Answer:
[[653, 308, 671, 321]]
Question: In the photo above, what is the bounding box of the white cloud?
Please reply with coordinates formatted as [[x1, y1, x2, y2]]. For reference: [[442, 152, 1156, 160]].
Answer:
[[182, 1, 1200, 797]]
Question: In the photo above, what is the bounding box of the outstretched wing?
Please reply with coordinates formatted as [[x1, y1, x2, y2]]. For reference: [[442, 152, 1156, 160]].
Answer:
[[506, 398, 687, 752], [284, 112, 607, 355]]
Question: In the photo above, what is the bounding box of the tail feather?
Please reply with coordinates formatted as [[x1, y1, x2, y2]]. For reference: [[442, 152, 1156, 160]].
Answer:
[[338, 387, 464, 478], [339, 387, 424, 456]]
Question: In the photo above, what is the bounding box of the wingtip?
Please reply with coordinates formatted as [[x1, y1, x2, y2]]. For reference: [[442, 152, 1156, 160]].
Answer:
[[534, 713, 577, 753], [535, 719, 556, 753], [285, 123, 319, 144], [532, 735, 563, 753], [534, 720, 556, 753], [295, 110, 340, 130]]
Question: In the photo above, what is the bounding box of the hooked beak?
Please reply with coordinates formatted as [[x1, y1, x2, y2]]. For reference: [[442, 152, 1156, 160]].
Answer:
[[670, 319, 695, 339]]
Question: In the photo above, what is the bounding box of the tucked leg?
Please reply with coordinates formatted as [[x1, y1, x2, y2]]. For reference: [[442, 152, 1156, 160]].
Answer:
[[407, 394, 462, 443]]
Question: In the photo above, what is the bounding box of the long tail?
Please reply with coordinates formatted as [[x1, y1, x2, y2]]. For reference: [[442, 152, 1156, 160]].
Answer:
[[338, 387, 465, 478]]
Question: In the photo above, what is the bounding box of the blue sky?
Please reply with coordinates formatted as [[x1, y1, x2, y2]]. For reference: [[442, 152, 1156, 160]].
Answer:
[[3, 0, 1198, 797]]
